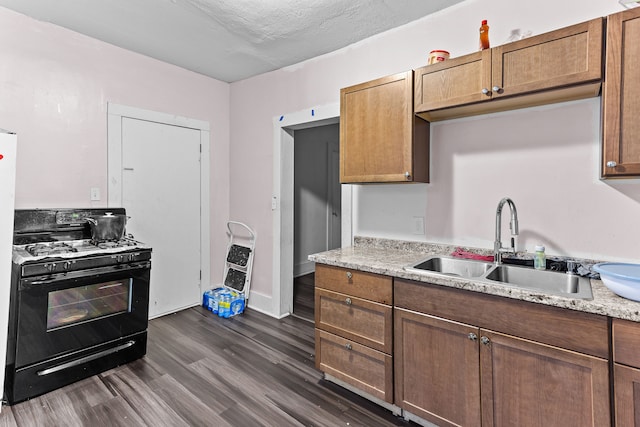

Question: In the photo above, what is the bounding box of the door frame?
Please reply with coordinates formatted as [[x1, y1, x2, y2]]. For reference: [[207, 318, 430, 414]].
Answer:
[[326, 139, 341, 250], [271, 103, 352, 318], [106, 103, 211, 304]]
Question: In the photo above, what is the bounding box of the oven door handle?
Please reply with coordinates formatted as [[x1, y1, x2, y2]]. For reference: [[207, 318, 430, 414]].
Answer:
[[36, 340, 136, 376], [23, 262, 150, 287]]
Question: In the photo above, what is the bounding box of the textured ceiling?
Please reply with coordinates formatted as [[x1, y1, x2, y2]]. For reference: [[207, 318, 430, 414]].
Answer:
[[0, 0, 464, 82]]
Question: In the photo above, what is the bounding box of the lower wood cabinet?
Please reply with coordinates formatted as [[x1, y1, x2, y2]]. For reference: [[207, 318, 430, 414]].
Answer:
[[394, 279, 611, 427], [480, 329, 609, 427], [613, 318, 640, 426], [312, 265, 622, 425], [614, 364, 640, 427], [314, 264, 393, 402], [394, 308, 481, 426]]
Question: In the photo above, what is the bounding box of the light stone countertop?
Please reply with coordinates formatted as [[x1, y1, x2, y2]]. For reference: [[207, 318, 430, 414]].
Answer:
[[308, 237, 640, 322]]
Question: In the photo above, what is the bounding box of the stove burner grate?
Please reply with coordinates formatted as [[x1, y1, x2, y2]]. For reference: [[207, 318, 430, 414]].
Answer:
[[25, 242, 78, 257], [93, 239, 139, 250]]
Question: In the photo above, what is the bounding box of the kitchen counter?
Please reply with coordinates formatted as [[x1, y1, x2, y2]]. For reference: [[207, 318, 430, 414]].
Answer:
[[309, 237, 640, 322]]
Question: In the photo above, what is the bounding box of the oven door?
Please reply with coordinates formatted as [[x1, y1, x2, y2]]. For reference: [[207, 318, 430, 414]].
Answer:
[[15, 261, 150, 369]]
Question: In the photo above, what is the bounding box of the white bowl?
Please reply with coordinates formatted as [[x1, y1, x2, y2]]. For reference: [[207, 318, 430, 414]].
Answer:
[[593, 263, 640, 302]]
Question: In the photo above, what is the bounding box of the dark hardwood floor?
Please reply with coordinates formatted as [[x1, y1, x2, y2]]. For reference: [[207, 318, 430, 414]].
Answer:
[[0, 301, 416, 426], [293, 273, 315, 322]]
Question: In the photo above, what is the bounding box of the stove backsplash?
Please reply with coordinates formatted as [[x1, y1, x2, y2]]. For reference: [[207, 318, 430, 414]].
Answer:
[[13, 208, 126, 244]]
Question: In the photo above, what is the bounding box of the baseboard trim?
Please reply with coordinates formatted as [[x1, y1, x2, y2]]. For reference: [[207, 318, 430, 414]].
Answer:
[[294, 260, 315, 278]]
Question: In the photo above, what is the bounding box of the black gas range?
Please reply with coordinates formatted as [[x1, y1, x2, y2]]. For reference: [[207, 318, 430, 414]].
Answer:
[[5, 208, 152, 404]]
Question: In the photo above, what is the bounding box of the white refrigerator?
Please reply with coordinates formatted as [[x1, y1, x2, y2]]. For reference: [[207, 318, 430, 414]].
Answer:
[[0, 130, 17, 407]]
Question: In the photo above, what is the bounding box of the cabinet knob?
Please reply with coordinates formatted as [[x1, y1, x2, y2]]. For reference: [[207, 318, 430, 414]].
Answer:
[[404, 171, 411, 180], [345, 343, 352, 351], [481, 88, 490, 95], [346, 271, 352, 280], [606, 160, 617, 168], [480, 336, 490, 346], [492, 86, 502, 93], [468, 333, 478, 341], [345, 297, 352, 305]]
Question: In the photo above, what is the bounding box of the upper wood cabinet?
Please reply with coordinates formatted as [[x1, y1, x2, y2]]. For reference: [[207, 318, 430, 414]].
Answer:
[[602, 7, 640, 178], [415, 18, 604, 121], [340, 71, 429, 183]]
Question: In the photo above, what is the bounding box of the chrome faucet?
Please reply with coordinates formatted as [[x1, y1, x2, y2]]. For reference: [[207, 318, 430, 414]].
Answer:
[[494, 197, 519, 265]]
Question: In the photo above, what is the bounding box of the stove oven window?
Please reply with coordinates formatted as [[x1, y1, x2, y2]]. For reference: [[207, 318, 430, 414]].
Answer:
[[46, 279, 132, 330]]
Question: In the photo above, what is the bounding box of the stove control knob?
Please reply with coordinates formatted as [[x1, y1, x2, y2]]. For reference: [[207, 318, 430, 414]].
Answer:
[[44, 263, 56, 272], [63, 261, 73, 271]]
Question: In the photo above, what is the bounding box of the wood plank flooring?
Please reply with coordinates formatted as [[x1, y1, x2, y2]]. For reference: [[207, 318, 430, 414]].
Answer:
[[293, 273, 315, 323], [0, 303, 417, 426]]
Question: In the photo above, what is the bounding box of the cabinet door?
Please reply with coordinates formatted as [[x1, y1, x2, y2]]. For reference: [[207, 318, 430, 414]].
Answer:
[[340, 71, 428, 183], [480, 329, 610, 427], [414, 50, 492, 113], [615, 364, 640, 427], [394, 308, 481, 427], [492, 18, 603, 99], [603, 8, 640, 177]]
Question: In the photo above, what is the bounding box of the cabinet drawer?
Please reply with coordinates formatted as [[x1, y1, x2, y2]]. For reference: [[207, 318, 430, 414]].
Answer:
[[315, 264, 392, 305], [613, 318, 640, 367], [315, 329, 393, 403], [315, 288, 392, 353]]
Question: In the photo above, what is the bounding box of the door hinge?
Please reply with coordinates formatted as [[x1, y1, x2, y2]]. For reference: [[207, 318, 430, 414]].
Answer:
[[200, 270, 202, 280]]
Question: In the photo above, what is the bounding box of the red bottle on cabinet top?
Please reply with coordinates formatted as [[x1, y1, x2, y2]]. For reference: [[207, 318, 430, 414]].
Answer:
[[479, 19, 490, 50]]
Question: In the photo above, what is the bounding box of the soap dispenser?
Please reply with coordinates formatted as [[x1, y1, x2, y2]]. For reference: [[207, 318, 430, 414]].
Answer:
[[534, 245, 546, 270]]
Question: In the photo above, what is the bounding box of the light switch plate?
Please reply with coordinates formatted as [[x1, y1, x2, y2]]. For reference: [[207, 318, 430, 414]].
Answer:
[[412, 216, 425, 235], [90, 187, 101, 201]]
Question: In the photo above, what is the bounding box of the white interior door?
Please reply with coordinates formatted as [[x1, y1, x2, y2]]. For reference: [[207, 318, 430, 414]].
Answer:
[[121, 117, 202, 318]]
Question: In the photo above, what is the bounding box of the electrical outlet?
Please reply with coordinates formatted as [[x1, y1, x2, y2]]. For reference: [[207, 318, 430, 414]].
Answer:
[[90, 187, 101, 201], [412, 216, 425, 235]]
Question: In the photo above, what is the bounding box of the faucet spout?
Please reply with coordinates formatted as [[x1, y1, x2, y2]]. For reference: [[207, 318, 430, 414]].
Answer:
[[494, 197, 519, 265]]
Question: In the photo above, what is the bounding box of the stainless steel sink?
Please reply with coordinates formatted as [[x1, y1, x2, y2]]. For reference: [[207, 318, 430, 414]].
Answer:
[[485, 265, 593, 299], [406, 256, 493, 278], [405, 255, 593, 300]]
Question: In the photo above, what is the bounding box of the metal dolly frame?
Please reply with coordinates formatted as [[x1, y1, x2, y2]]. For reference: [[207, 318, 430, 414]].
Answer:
[[222, 221, 256, 300]]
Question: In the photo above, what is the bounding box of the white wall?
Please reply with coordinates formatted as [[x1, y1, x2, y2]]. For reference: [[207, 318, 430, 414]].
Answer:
[[230, 0, 635, 307], [0, 6, 231, 285], [293, 124, 340, 276]]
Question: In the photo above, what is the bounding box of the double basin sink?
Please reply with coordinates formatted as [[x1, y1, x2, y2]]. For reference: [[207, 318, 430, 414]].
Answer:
[[405, 255, 593, 300]]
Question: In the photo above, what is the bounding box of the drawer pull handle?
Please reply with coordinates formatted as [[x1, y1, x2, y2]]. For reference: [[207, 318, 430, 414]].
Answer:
[[345, 298, 352, 305], [481, 336, 490, 346], [468, 333, 478, 341], [346, 272, 352, 280], [345, 343, 352, 351]]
